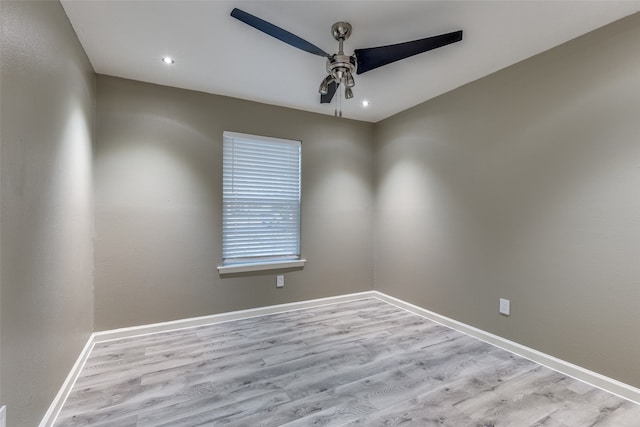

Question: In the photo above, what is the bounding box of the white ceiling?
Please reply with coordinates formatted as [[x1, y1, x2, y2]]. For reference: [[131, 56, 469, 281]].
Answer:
[[60, 1, 639, 122]]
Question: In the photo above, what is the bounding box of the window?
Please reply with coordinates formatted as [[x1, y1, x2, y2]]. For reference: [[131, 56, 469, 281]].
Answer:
[[218, 131, 305, 274]]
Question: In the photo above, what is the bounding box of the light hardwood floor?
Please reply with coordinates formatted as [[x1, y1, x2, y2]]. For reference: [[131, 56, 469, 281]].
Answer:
[[54, 298, 640, 426]]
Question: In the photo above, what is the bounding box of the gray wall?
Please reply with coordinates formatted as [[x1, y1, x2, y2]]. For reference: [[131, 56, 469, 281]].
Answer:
[[94, 75, 374, 330], [374, 13, 640, 388], [0, 1, 95, 425]]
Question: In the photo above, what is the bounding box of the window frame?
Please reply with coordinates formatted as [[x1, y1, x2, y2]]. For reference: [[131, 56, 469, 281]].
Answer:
[[218, 131, 305, 274]]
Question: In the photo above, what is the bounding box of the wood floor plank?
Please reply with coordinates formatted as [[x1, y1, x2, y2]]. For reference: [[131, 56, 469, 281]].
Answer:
[[54, 298, 640, 426]]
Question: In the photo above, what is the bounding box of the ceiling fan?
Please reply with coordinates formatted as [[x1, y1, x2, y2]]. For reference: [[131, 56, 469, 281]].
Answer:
[[231, 8, 463, 106]]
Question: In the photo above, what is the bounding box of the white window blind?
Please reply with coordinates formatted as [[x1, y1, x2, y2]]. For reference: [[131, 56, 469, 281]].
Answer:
[[222, 131, 301, 266]]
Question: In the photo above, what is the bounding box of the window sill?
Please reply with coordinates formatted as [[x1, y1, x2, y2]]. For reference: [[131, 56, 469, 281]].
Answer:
[[218, 259, 306, 275]]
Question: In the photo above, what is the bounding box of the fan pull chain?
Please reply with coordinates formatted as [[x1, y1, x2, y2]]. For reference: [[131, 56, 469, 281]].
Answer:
[[334, 86, 343, 118]]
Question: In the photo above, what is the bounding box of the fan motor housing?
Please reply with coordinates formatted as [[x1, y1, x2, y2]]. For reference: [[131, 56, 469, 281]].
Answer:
[[327, 54, 356, 82]]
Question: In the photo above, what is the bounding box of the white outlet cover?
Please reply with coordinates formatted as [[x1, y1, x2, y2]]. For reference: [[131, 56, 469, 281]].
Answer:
[[499, 298, 511, 316], [276, 275, 284, 288]]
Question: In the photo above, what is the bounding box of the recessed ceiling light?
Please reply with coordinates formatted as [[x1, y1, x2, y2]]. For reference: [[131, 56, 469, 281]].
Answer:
[[161, 57, 175, 65], [361, 100, 370, 107]]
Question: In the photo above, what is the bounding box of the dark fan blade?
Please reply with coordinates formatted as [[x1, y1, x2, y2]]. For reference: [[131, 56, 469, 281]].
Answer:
[[354, 30, 463, 74], [320, 81, 339, 104], [231, 8, 329, 57]]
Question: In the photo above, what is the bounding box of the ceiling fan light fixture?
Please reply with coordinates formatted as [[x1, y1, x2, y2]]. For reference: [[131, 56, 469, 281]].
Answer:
[[345, 87, 354, 99], [345, 73, 355, 88], [161, 56, 175, 65], [319, 76, 331, 95]]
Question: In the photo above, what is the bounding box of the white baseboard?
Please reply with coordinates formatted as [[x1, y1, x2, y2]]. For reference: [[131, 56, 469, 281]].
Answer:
[[371, 291, 640, 405], [41, 290, 639, 426], [92, 291, 377, 343], [39, 336, 96, 427]]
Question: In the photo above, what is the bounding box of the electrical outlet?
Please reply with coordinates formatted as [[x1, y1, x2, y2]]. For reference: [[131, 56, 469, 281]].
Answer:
[[499, 298, 511, 316], [0, 405, 6, 427], [276, 275, 284, 288]]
